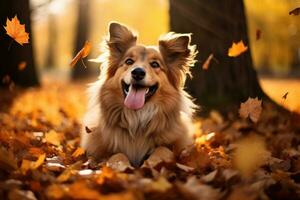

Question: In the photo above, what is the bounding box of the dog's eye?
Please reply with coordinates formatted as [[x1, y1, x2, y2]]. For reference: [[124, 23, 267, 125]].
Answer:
[[125, 58, 134, 65], [150, 61, 160, 68]]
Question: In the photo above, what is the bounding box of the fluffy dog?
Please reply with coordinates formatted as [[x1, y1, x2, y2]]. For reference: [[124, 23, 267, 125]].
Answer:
[[81, 22, 197, 166]]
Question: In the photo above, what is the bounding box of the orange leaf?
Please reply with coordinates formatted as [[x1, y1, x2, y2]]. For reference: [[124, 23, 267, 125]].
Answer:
[[18, 61, 27, 71], [70, 41, 92, 67], [72, 147, 85, 158], [4, 15, 29, 46], [202, 53, 214, 70], [228, 40, 248, 57], [239, 97, 262, 123]]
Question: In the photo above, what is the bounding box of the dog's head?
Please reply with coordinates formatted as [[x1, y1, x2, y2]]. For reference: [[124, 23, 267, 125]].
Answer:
[[101, 22, 197, 110]]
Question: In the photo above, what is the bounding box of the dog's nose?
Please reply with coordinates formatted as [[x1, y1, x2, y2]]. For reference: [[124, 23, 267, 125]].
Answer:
[[131, 68, 146, 81]]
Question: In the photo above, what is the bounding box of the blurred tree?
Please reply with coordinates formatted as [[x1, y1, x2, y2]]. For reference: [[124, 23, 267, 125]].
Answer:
[[169, 0, 266, 114], [0, 0, 39, 87], [45, 0, 57, 69], [71, 0, 91, 80]]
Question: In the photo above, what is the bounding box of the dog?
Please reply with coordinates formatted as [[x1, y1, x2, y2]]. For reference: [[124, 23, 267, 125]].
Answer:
[[81, 22, 197, 167]]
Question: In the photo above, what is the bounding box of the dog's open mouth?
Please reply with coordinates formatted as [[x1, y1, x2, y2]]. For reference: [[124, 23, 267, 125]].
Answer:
[[122, 81, 158, 110]]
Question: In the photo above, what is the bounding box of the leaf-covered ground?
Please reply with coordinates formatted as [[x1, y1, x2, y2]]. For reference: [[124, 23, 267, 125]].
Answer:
[[0, 82, 300, 200]]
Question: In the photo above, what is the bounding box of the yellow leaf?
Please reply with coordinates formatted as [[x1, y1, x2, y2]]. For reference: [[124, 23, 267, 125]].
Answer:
[[4, 15, 29, 46], [72, 147, 85, 158], [228, 40, 248, 57], [233, 135, 269, 177], [20, 154, 46, 174], [239, 97, 262, 123], [70, 41, 92, 67], [31, 153, 46, 169], [45, 130, 62, 146]]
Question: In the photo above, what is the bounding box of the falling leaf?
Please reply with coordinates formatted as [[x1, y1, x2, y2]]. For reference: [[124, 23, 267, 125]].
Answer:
[[239, 97, 262, 123], [70, 41, 92, 67], [289, 7, 300, 15], [282, 92, 289, 100], [4, 15, 29, 46], [142, 146, 175, 168], [106, 153, 134, 172], [233, 135, 269, 177], [228, 40, 248, 57], [45, 130, 62, 146], [202, 53, 214, 70], [18, 61, 27, 71], [72, 147, 85, 158], [256, 29, 262, 40], [85, 126, 92, 133]]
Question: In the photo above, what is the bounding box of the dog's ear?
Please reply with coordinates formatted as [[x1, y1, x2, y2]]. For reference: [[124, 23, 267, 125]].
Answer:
[[108, 22, 137, 58], [159, 33, 197, 87]]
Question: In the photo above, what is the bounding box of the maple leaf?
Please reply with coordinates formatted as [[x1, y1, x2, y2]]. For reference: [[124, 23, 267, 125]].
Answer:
[[70, 41, 92, 67], [202, 53, 214, 70], [239, 97, 262, 123], [228, 40, 248, 57], [289, 7, 300, 16], [4, 15, 29, 46]]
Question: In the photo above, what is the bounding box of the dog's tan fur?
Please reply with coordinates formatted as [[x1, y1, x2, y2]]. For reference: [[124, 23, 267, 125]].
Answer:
[[81, 22, 197, 166]]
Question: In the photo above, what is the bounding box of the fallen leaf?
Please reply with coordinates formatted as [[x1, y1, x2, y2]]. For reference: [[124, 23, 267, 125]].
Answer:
[[142, 146, 175, 168], [106, 153, 134, 172], [70, 41, 92, 67], [256, 29, 262, 40], [72, 147, 85, 158], [45, 130, 62, 146], [57, 161, 82, 182], [289, 7, 300, 15], [67, 181, 102, 199], [202, 53, 214, 70], [0, 147, 18, 171], [20, 154, 46, 174], [239, 97, 262, 123], [18, 61, 27, 71], [233, 135, 269, 177], [142, 177, 172, 192], [228, 40, 248, 57], [4, 15, 29, 46]]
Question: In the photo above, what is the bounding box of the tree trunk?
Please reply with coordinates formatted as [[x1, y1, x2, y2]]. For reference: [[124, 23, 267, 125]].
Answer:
[[169, 0, 265, 114], [71, 0, 91, 80], [0, 0, 39, 87], [45, 0, 56, 69]]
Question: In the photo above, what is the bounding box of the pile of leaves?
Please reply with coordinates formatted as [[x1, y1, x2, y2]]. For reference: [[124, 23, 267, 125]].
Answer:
[[0, 83, 300, 200]]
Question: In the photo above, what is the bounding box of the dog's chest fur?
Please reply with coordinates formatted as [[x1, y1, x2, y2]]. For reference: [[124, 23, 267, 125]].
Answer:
[[104, 104, 159, 166]]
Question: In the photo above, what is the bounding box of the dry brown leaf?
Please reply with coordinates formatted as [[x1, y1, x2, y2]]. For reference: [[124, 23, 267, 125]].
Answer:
[[18, 61, 27, 71], [72, 147, 85, 158], [289, 7, 300, 15], [228, 40, 248, 57], [239, 97, 262, 123], [143, 177, 172, 192], [202, 53, 214, 70], [106, 153, 134, 172], [233, 135, 269, 177], [57, 161, 82, 182], [70, 41, 92, 67], [142, 146, 175, 168], [4, 15, 29, 46], [0, 147, 18, 171]]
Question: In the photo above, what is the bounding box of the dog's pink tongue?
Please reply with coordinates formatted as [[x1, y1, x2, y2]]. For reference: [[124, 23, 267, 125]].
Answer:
[[124, 87, 146, 110]]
